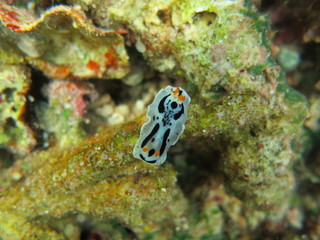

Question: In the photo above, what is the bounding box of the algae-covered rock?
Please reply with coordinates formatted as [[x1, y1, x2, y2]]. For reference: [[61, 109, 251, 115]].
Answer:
[[0, 3, 129, 80], [88, 0, 271, 96], [0, 0, 315, 239], [74, 0, 309, 208], [35, 80, 98, 148], [0, 64, 35, 155], [305, 95, 320, 133], [0, 120, 188, 239]]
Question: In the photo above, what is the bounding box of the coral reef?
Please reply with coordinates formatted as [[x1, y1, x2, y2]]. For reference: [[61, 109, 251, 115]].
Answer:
[[35, 80, 98, 148], [0, 120, 186, 239], [0, 0, 318, 239], [0, 3, 130, 79], [81, 0, 308, 209]]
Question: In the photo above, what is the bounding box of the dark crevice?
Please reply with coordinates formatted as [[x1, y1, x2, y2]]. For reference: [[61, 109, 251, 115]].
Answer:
[[157, 9, 172, 24], [0, 148, 15, 168], [2, 88, 16, 102], [249, 129, 257, 137], [24, 67, 50, 150], [80, 219, 138, 240], [173, 138, 222, 209]]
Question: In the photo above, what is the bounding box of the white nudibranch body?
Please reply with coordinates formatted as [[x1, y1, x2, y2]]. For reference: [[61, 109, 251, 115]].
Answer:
[[133, 85, 191, 165]]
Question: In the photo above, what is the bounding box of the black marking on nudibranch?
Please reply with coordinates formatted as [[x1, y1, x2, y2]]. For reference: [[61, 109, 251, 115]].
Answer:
[[158, 94, 170, 113], [160, 129, 170, 156], [171, 101, 178, 109], [141, 123, 159, 148], [140, 154, 146, 161], [174, 104, 184, 120], [133, 85, 191, 165], [148, 149, 155, 157]]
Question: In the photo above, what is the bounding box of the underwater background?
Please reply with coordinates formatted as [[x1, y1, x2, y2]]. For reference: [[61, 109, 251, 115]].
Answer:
[[0, 0, 319, 239]]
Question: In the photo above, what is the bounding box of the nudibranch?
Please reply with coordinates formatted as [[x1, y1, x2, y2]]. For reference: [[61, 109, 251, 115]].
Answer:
[[133, 85, 191, 165]]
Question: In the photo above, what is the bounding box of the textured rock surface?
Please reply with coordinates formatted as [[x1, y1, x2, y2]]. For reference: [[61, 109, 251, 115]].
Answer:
[[0, 4, 130, 79], [0, 0, 317, 239], [75, 0, 309, 208], [35, 80, 98, 148], [0, 64, 35, 155], [0, 120, 187, 239]]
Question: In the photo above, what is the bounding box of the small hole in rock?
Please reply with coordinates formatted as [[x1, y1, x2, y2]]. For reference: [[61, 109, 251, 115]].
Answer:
[[250, 129, 257, 137], [5, 117, 16, 129], [83, 94, 91, 103], [157, 9, 170, 24], [192, 11, 217, 27], [0, 148, 15, 168], [3, 88, 16, 102]]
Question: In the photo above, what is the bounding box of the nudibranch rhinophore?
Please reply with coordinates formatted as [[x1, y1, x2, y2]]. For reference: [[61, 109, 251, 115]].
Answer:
[[133, 85, 191, 165]]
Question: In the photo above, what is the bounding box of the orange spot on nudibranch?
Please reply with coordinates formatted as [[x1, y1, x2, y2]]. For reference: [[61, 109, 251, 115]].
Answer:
[[173, 88, 180, 95], [178, 95, 186, 101], [155, 151, 160, 157], [142, 147, 148, 152], [86, 60, 100, 70]]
